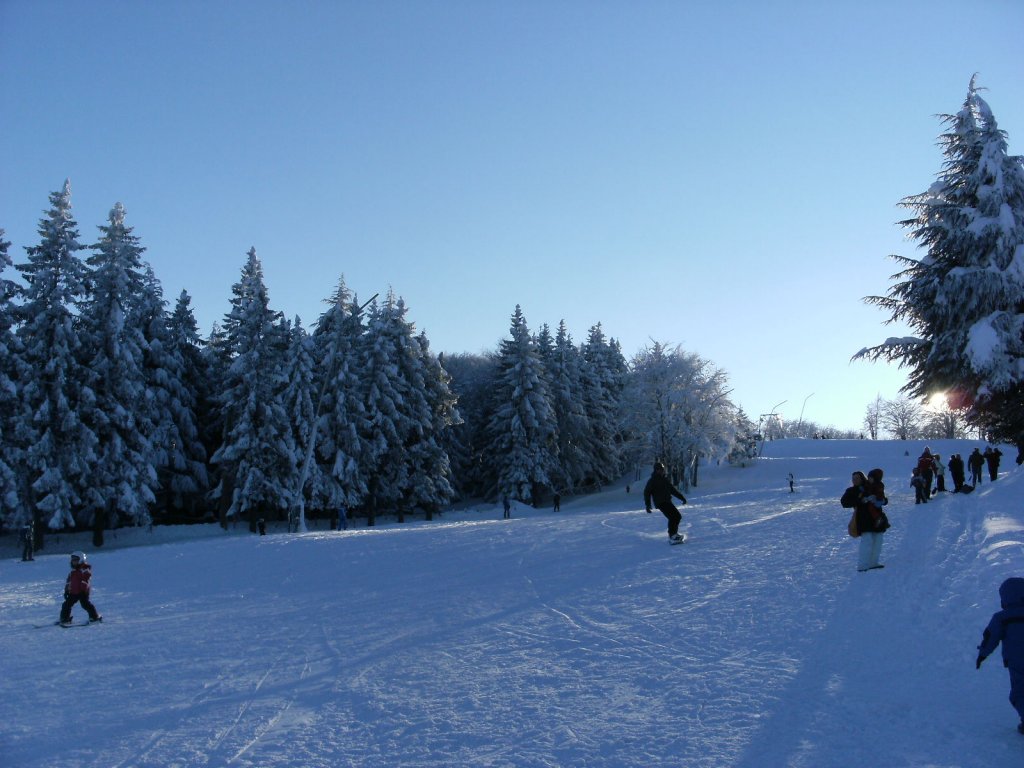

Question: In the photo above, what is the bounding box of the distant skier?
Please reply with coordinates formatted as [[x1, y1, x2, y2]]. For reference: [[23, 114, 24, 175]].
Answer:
[[502, 495, 511, 519], [976, 577, 1024, 735], [20, 522, 34, 561], [338, 502, 349, 530], [787, 473, 795, 493], [644, 461, 688, 544], [59, 551, 102, 626], [552, 493, 561, 513]]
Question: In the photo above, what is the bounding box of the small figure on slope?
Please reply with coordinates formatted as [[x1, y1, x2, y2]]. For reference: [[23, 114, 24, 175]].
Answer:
[[643, 461, 688, 544], [20, 522, 34, 561], [59, 551, 102, 626], [976, 577, 1024, 735]]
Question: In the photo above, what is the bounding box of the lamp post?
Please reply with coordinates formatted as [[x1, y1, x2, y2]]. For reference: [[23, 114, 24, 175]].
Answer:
[[797, 393, 815, 434], [758, 400, 787, 456]]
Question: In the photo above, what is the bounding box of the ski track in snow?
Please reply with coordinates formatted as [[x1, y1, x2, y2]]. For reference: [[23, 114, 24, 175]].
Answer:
[[1, 438, 1021, 767]]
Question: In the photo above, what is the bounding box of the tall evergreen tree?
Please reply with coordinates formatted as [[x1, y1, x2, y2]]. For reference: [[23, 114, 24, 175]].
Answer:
[[484, 305, 558, 505], [548, 321, 590, 493], [16, 181, 98, 533], [0, 229, 24, 525], [580, 323, 626, 485], [211, 248, 292, 529], [360, 291, 436, 522], [410, 331, 459, 517], [79, 203, 157, 530], [857, 79, 1024, 450], [150, 282, 208, 518], [309, 280, 370, 518], [280, 316, 317, 517]]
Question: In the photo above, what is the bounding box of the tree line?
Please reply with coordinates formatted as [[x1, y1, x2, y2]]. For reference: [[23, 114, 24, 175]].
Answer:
[[0, 183, 746, 549]]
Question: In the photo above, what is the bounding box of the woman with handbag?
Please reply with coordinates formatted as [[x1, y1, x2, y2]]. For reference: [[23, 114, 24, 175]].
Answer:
[[841, 469, 890, 572]]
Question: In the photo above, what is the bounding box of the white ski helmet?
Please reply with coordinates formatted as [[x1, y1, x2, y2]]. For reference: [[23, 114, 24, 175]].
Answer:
[[70, 551, 87, 565]]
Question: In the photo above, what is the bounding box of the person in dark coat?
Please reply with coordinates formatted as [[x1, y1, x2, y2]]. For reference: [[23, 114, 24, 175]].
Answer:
[[948, 453, 966, 492], [916, 448, 935, 498], [20, 522, 34, 561], [841, 469, 889, 571], [643, 461, 688, 543], [976, 577, 1024, 734], [986, 447, 1003, 481], [969, 448, 985, 486]]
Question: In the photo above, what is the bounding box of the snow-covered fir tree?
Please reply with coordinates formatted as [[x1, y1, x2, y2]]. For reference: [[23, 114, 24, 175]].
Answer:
[[139, 273, 209, 518], [210, 248, 293, 529], [857, 78, 1024, 450], [0, 229, 24, 525], [726, 407, 759, 466], [410, 330, 459, 517], [79, 203, 158, 529], [360, 291, 439, 522], [580, 323, 626, 486], [309, 280, 370, 518], [279, 315, 317, 520], [484, 305, 558, 505], [16, 181, 98, 532], [546, 321, 591, 493]]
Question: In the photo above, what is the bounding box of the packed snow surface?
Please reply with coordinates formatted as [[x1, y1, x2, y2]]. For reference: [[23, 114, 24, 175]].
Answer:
[[2, 439, 1021, 767]]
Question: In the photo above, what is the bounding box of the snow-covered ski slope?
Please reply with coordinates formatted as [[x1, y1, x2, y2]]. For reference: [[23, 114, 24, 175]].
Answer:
[[2, 438, 1021, 768]]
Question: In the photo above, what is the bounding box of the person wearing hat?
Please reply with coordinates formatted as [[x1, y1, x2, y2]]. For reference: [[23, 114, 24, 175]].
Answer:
[[643, 461, 688, 543], [59, 551, 102, 626]]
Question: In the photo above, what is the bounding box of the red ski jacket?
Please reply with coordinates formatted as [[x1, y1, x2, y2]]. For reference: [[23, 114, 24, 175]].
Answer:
[[65, 564, 92, 596]]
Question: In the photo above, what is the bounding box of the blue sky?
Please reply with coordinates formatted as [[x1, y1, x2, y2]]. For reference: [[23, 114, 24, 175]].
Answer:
[[2, 0, 1022, 431]]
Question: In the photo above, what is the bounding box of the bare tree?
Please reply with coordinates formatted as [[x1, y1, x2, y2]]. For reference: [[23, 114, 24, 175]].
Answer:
[[881, 396, 923, 440], [863, 395, 884, 440]]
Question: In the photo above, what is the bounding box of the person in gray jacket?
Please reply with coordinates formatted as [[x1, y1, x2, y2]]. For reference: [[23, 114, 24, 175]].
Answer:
[[977, 577, 1024, 734]]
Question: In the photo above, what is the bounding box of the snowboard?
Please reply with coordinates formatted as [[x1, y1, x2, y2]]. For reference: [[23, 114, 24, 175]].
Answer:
[[670, 534, 688, 545], [33, 619, 102, 629]]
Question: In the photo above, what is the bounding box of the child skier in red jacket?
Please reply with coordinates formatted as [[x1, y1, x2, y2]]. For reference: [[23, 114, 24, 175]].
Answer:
[[59, 551, 102, 626]]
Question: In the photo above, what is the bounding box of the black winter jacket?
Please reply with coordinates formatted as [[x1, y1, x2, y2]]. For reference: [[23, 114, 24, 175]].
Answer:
[[644, 473, 687, 509]]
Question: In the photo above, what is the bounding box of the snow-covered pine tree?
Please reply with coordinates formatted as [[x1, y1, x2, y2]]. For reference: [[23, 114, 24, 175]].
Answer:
[[484, 305, 558, 505], [79, 203, 158, 532], [726, 407, 759, 466], [857, 78, 1024, 451], [201, 319, 231, 516], [0, 229, 24, 526], [16, 181, 98, 534], [210, 248, 293, 530], [548, 321, 591, 493], [360, 291, 436, 522], [143, 276, 209, 519], [279, 316, 317, 519], [580, 323, 626, 486], [308, 280, 370, 522], [410, 330, 459, 518]]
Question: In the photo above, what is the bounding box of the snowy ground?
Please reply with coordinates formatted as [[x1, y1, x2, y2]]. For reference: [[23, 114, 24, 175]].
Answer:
[[2, 438, 1022, 768]]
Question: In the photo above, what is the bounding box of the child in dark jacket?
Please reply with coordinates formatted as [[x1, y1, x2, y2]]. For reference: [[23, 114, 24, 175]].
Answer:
[[976, 577, 1024, 734], [59, 551, 102, 626]]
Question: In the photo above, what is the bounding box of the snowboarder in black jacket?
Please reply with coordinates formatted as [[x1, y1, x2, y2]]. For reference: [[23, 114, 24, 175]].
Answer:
[[644, 462, 688, 543]]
